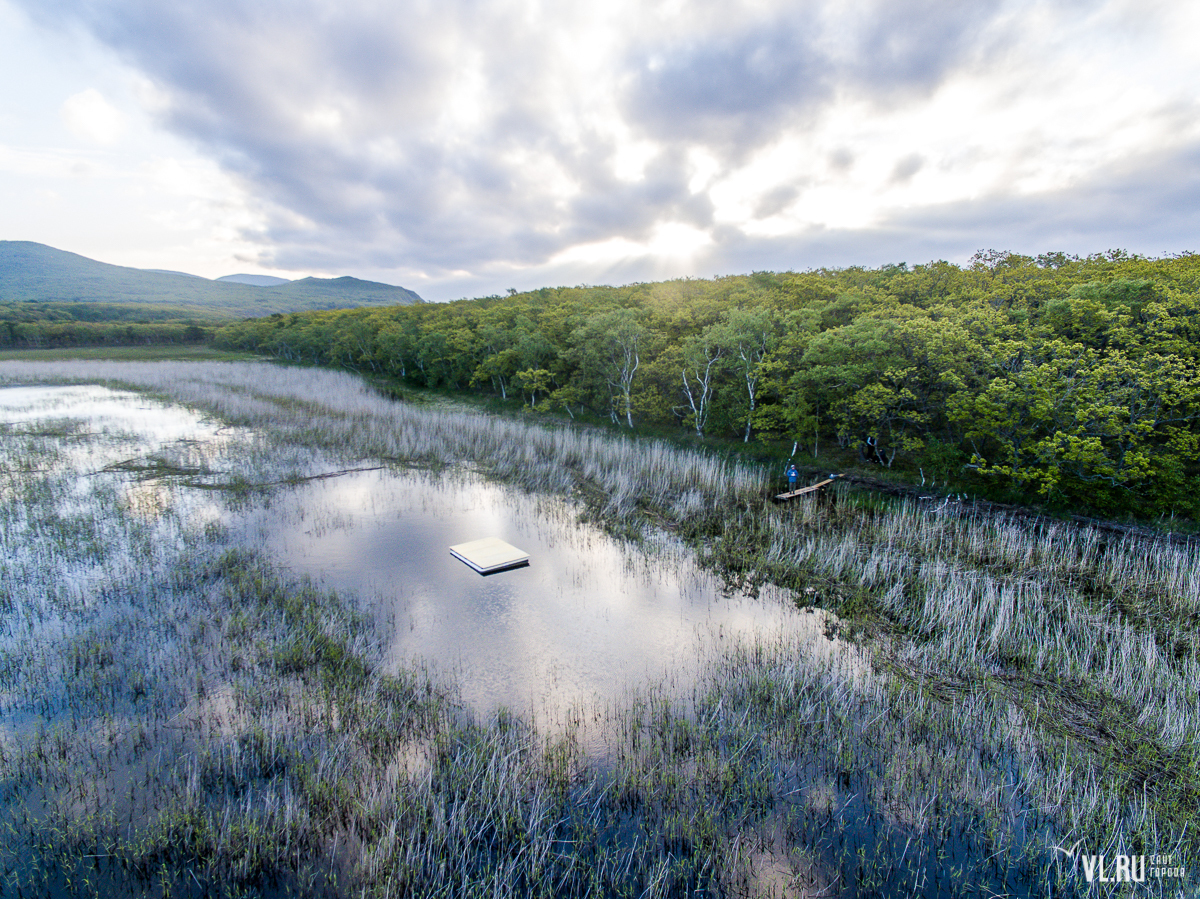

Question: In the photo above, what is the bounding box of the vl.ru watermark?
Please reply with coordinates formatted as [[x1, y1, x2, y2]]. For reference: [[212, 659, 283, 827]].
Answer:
[[1052, 843, 1190, 886]]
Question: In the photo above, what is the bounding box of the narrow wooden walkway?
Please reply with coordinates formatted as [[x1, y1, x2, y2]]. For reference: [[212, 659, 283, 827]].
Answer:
[[775, 476, 839, 501]]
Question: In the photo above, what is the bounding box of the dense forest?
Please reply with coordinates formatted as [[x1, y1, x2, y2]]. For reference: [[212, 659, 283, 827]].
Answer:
[[214, 250, 1200, 518], [0, 302, 217, 348]]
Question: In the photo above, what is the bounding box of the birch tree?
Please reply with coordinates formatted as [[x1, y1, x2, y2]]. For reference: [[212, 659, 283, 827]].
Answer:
[[709, 308, 779, 442], [571, 309, 646, 428], [678, 328, 724, 438]]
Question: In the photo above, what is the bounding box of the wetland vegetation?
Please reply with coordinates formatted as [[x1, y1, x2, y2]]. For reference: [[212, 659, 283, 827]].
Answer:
[[0, 359, 1197, 897]]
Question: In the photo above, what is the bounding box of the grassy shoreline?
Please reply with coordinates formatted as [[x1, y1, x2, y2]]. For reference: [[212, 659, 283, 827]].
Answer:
[[1, 359, 1196, 896]]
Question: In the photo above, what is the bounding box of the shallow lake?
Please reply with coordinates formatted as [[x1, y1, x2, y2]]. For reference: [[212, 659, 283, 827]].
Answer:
[[231, 468, 816, 717], [3, 385, 817, 727]]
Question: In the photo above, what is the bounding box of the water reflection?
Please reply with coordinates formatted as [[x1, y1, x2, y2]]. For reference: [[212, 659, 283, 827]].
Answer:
[[0, 384, 223, 443], [230, 469, 811, 719]]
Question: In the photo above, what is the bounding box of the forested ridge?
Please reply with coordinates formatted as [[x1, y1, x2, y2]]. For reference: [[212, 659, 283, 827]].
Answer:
[[214, 250, 1200, 518], [0, 241, 423, 348]]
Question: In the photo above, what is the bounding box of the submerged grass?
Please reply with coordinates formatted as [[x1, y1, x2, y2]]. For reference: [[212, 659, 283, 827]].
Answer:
[[1, 359, 1197, 897]]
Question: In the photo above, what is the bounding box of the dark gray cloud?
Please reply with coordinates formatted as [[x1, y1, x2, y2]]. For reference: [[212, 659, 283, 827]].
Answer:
[[19, 0, 1018, 275], [847, 0, 1007, 95], [755, 185, 802, 219], [828, 148, 855, 172], [891, 140, 1200, 257], [621, 0, 1010, 152], [891, 153, 925, 183], [622, 19, 831, 150], [418, 137, 1200, 300]]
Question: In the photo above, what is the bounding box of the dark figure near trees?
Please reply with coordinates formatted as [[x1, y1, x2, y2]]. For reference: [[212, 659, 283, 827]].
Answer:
[[786, 464, 799, 492]]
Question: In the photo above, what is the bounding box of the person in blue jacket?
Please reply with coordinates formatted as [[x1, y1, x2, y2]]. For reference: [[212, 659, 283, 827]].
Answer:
[[786, 463, 799, 492]]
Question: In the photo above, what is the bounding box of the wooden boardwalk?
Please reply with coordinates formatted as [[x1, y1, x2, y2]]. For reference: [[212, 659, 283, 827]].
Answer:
[[775, 476, 838, 501]]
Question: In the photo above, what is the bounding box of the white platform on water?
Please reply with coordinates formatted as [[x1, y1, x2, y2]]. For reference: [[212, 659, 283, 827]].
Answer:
[[449, 537, 530, 574]]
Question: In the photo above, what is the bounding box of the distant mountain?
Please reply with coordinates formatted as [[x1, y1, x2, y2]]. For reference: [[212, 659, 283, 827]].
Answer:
[[216, 273, 292, 287], [275, 276, 426, 305], [0, 241, 422, 320], [145, 269, 209, 280]]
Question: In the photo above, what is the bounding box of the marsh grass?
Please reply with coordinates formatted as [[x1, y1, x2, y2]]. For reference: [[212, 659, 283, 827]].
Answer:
[[704, 489, 1200, 889], [0, 359, 764, 524], [1, 360, 1197, 897]]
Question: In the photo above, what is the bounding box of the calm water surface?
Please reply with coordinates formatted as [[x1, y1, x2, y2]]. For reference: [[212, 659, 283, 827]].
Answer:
[[231, 469, 810, 717]]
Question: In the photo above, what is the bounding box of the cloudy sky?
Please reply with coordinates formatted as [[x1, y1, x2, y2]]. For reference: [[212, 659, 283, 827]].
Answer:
[[1, 0, 1198, 300]]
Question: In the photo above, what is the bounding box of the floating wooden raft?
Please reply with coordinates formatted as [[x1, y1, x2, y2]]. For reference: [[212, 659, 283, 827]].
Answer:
[[450, 537, 530, 574], [775, 476, 839, 501]]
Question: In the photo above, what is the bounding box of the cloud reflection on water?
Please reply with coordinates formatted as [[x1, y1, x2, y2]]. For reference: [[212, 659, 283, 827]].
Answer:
[[228, 465, 819, 723]]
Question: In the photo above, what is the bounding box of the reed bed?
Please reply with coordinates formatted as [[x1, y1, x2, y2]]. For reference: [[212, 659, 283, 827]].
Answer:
[[708, 491, 1200, 888], [1, 359, 1197, 897], [737, 498, 1200, 747], [0, 360, 764, 522]]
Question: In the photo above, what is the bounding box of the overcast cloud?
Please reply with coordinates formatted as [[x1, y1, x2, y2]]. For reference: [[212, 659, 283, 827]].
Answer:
[[2, 0, 1198, 298]]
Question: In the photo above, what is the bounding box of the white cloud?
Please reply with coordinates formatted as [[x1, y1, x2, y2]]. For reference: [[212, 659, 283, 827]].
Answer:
[[61, 88, 124, 144]]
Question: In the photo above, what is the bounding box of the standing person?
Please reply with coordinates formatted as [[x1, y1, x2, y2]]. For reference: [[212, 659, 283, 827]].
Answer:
[[786, 463, 799, 493]]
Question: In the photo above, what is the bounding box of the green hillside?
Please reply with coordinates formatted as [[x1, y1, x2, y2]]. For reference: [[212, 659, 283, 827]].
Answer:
[[0, 241, 422, 320]]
